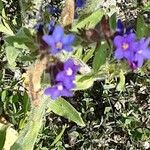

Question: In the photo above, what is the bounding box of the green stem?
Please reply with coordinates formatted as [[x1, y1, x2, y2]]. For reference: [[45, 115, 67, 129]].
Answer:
[[10, 96, 49, 150]]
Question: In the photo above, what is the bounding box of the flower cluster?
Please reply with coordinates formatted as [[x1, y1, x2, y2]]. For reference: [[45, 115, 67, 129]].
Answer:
[[43, 25, 75, 54], [44, 59, 80, 100], [41, 24, 79, 100], [114, 20, 150, 70]]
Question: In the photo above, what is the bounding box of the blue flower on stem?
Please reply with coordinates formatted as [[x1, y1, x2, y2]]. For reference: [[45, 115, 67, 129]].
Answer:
[[116, 19, 124, 35], [44, 82, 73, 100], [56, 59, 80, 89], [129, 37, 150, 69], [113, 33, 136, 60], [116, 19, 134, 35], [44, 59, 80, 100], [42, 25, 75, 54]]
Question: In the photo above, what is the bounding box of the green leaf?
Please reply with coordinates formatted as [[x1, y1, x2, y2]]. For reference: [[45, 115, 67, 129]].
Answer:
[[143, 1, 150, 11], [109, 13, 116, 31], [0, 9, 14, 35], [136, 15, 145, 39], [79, 0, 103, 15], [75, 74, 94, 90], [72, 9, 104, 32], [5, 46, 20, 67], [82, 44, 96, 63], [0, 124, 8, 150], [51, 124, 66, 146], [0, 24, 14, 36], [92, 41, 109, 72], [49, 98, 85, 127], [0, 0, 3, 13], [5, 28, 37, 51], [73, 47, 83, 59], [1, 90, 7, 102], [116, 69, 125, 92]]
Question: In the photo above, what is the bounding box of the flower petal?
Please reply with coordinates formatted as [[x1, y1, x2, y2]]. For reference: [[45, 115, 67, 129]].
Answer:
[[144, 37, 150, 47], [137, 55, 144, 68], [142, 48, 150, 59], [56, 71, 66, 82], [113, 35, 123, 47], [64, 79, 75, 89], [115, 49, 124, 59], [62, 34, 75, 45], [42, 35, 54, 46], [127, 33, 136, 41], [51, 46, 59, 54], [52, 25, 64, 42], [63, 46, 73, 52], [61, 89, 73, 97], [44, 87, 60, 100]]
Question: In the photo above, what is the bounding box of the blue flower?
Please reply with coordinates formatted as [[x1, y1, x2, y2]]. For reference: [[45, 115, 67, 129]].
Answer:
[[56, 59, 80, 89], [44, 59, 80, 100], [116, 19, 124, 35], [42, 25, 75, 54], [129, 37, 150, 69], [76, 0, 86, 8], [116, 19, 134, 35], [114, 33, 136, 60], [44, 82, 73, 100]]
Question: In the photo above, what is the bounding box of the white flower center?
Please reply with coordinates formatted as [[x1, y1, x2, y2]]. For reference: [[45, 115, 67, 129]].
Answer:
[[56, 42, 63, 49], [138, 50, 142, 54], [122, 43, 129, 50], [57, 84, 63, 91], [66, 68, 73, 76]]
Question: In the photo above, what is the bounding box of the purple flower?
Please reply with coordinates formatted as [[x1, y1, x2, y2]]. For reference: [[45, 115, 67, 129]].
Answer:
[[56, 59, 80, 89], [116, 19, 134, 35], [76, 0, 86, 8], [116, 19, 124, 35], [44, 82, 73, 100], [42, 25, 75, 54], [114, 33, 136, 60], [44, 59, 80, 100], [47, 20, 55, 35], [129, 37, 150, 69]]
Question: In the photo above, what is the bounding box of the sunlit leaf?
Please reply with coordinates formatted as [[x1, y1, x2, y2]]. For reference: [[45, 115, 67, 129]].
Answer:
[[116, 69, 125, 92], [75, 74, 94, 90], [0, 124, 8, 150], [72, 9, 104, 32], [5, 46, 20, 68], [49, 98, 85, 127], [92, 41, 109, 72]]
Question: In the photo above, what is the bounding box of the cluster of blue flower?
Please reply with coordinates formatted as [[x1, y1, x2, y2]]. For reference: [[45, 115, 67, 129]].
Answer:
[[42, 25, 79, 100], [114, 20, 150, 70]]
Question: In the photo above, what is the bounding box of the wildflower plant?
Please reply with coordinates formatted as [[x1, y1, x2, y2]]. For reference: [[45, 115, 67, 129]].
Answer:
[[0, 0, 150, 150]]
